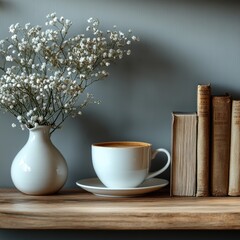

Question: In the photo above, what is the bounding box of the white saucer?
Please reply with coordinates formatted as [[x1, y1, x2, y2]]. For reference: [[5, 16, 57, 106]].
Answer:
[[76, 178, 169, 197]]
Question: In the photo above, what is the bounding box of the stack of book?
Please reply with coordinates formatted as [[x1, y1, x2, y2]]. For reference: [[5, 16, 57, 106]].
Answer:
[[171, 84, 240, 197]]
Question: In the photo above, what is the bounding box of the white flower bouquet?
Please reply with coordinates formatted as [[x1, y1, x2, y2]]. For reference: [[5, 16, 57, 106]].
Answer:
[[0, 13, 138, 134]]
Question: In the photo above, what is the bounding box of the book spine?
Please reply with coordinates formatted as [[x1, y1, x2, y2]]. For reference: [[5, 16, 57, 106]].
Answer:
[[229, 100, 240, 196], [211, 96, 231, 196], [171, 113, 197, 197], [170, 113, 177, 197], [196, 85, 211, 197]]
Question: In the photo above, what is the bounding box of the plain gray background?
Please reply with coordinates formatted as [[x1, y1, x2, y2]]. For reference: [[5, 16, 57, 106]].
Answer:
[[0, 0, 240, 239]]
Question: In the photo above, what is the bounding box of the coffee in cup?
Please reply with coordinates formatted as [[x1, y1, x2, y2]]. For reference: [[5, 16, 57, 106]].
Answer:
[[92, 141, 170, 188]]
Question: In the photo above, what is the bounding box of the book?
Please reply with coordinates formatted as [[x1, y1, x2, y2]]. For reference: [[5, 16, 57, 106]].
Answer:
[[196, 84, 211, 197], [229, 100, 240, 196], [171, 112, 198, 196], [211, 95, 231, 196]]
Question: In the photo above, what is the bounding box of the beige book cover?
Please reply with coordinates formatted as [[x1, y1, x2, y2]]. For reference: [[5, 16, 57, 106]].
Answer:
[[171, 112, 197, 196]]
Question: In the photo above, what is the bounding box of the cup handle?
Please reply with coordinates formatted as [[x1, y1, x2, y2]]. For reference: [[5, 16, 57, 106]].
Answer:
[[146, 148, 171, 179]]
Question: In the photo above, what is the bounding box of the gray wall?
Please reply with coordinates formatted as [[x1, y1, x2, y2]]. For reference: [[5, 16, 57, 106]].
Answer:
[[0, 0, 240, 239]]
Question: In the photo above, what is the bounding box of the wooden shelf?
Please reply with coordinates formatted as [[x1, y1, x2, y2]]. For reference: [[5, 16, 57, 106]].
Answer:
[[1, 188, 240, 230]]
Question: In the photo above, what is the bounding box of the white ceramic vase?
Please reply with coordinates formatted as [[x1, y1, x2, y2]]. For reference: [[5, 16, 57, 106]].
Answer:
[[11, 125, 68, 195]]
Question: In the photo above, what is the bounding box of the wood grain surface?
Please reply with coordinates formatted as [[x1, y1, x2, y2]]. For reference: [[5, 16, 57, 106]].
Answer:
[[1, 188, 240, 230]]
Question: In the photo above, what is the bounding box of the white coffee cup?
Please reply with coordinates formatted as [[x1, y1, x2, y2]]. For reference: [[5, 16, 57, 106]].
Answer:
[[92, 141, 171, 188]]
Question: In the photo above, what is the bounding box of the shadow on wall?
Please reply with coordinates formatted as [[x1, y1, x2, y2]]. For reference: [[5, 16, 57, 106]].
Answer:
[[66, 39, 202, 183], [78, 39, 198, 138], [0, 0, 14, 10]]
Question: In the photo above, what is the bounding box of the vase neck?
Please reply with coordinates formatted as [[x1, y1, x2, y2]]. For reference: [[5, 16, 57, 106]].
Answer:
[[28, 126, 51, 142]]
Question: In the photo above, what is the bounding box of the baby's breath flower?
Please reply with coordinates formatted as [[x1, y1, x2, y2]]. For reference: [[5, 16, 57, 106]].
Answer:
[[65, 19, 72, 26], [9, 24, 15, 33], [6, 56, 13, 61], [132, 35, 138, 41], [126, 50, 131, 55], [50, 12, 56, 18], [25, 23, 30, 29], [87, 17, 93, 23], [0, 12, 138, 134]]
